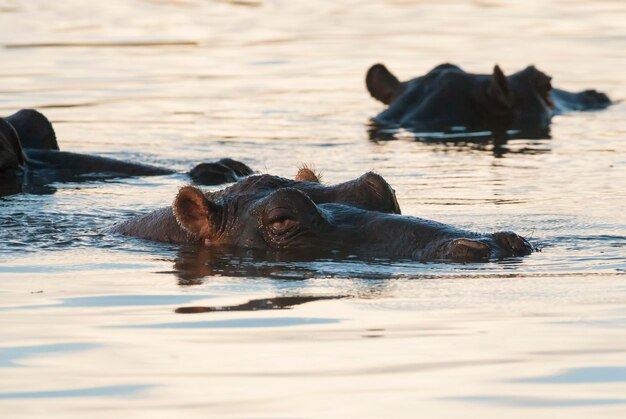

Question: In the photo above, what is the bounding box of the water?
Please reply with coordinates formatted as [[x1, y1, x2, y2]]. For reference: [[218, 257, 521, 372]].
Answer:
[[1, 0, 625, 417]]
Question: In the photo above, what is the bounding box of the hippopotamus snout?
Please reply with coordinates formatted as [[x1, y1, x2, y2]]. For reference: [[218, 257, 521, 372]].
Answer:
[[321, 208, 533, 262], [431, 231, 533, 261], [491, 231, 534, 257]]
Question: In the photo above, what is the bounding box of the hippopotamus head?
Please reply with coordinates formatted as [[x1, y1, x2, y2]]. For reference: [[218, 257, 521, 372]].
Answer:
[[366, 63, 556, 136], [185, 169, 402, 220], [170, 171, 532, 261], [0, 109, 257, 194], [189, 158, 255, 185], [1, 109, 58, 174]]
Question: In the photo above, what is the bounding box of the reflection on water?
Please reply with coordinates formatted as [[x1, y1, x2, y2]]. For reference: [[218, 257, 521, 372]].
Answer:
[[120, 316, 340, 329], [5, 41, 199, 49], [516, 366, 626, 384], [170, 245, 439, 284], [367, 122, 553, 158], [0, 385, 151, 399], [1, 294, 213, 311], [58, 294, 207, 307], [212, 357, 523, 378], [169, 244, 490, 289], [0, 170, 140, 198], [170, 245, 324, 283], [0, 0, 625, 417], [0, 343, 97, 368], [446, 395, 626, 408], [175, 295, 346, 313]]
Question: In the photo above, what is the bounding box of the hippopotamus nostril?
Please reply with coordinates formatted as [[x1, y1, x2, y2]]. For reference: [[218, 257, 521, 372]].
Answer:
[[492, 231, 533, 255], [445, 238, 491, 261], [579, 89, 611, 108]]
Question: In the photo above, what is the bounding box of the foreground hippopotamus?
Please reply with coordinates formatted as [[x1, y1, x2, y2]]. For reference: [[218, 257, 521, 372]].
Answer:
[[0, 109, 253, 194], [110, 169, 533, 261], [366, 63, 611, 136]]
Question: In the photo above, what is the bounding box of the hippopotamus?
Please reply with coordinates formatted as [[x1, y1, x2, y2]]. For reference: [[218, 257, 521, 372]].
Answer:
[[0, 109, 253, 195], [366, 63, 612, 137], [110, 168, 533, 261]]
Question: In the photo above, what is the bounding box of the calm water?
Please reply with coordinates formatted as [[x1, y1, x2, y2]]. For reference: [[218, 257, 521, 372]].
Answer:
[[1, 0, 625, 417]]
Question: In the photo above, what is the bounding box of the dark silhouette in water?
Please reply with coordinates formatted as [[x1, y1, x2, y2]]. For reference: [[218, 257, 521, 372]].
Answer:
[[0, 109, 254, 196], [366, 63, 611, 142], [111, 169, 533, 262], [175, 295, 346, 314]]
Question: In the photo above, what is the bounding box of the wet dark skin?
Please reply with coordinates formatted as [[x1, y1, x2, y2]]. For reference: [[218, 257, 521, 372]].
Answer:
[[0, 109, 254, 195], [110, 169, 533, 262], [366, 63, 611, 135], [109, 169, 401, 244]]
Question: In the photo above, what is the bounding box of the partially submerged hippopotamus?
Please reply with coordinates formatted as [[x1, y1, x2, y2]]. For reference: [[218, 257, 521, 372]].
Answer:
[[110, 168, 533, 261], [0, 109, 253, 195], [366, 63, 612, 137]]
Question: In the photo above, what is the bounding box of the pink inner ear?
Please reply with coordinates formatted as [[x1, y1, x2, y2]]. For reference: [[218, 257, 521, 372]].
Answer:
[[173, 186, 214, 237]]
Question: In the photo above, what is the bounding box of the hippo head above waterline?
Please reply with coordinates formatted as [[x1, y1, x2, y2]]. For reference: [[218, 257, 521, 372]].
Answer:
[[0, 109, 255, 195], [366, 63, 611, 138], [110, 169, 533, 261]]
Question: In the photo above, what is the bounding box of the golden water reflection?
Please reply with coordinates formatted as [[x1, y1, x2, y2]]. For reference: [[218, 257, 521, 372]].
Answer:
[[0, 0, 625, 417]]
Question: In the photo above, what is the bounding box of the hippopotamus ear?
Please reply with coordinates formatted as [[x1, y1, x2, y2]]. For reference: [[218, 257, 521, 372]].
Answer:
[[486, 65, 514, 109], [4, 109, 59, 150], [173, 186, 221, 239], [528, 66, 554, 108], [366, 64, 403, 105], [295, 164, 321, 183]]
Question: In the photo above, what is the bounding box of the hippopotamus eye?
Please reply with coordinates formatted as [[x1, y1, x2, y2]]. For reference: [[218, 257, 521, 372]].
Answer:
[[263, 207, 298, 235], [270, 217, 297, 234], [265, 207, 299, 235], [260, 188, 323, 247]]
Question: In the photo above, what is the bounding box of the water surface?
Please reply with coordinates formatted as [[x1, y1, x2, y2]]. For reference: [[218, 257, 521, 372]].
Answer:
[[1, 0, 625, 417]]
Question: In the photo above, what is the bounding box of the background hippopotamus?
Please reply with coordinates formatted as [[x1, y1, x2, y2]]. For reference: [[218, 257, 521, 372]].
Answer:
[[366, 63, 612, 137], [0, 109, 254, 195], [110, 169, 532, 261]]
